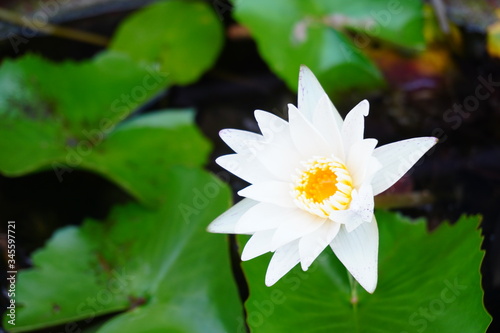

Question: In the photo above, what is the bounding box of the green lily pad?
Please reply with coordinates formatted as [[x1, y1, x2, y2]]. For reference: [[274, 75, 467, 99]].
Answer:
[[80, 109, 211, 206], [110, 0, 224, 85], [239, 212, 491, 332], [0, 51, 210, 205], [315, 0, 425, 50], [0, 51, 170, 177], [3, 167, 243, 333], [234, 0, 425, 94]]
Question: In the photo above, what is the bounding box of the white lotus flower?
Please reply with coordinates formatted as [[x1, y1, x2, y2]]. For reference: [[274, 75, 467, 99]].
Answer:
[[208, 66, 437, 293]]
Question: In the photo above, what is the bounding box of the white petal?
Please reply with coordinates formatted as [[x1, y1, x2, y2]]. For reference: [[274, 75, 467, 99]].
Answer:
[[371, 137, 438, 195], [238, 181, 295, 208], [249, 139, 301, 182], [247, 111, 302, 181], [271, 210, 325, 250], [207, 198, 258, 234], [364, 156, 383, 185], [298, 65, 343, 128], [241, 230, 275, 261], [312, 94, 344, 159], [254, 110, 289, 140], [341, 100, 369, 153], [288, 104, 331, 157], [235, 203, 290, 234], [219, 129, 263, 154], [346, 138, 378, 188], [216, 153, 273, 184], [299, 221, 340, 271], [265, 239, 300, 286], [330, 217, 378, 293], [254, 110, 294, 155], [328, 185, 374, 232]]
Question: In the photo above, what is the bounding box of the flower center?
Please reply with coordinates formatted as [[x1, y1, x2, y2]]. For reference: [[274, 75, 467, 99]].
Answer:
[[292, 157, 353, 218]]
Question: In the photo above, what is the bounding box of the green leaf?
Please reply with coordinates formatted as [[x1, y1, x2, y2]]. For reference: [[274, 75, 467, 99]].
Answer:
[[3, 167, 243, 333], [0, 51, 169, 176], [0, 51, 210, 205], [315, 0, 425, 50], [234, 0, 425, 94], [239, 212, 491, 332], [110, 0, 224, 85], [81, 109, 211, 206]]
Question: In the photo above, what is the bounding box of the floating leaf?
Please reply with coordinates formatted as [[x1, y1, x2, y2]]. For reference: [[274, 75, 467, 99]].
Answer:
[[0, 51, 169, 177], [3, 167, 243, 333], [316, 0, 425, 50], [239, 212, 491, 332], [110, 0, 224, 85], [0, 52, 209, 205]]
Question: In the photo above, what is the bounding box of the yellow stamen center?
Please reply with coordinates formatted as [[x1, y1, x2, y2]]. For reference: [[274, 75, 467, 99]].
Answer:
[[292, 157, 353, 218]]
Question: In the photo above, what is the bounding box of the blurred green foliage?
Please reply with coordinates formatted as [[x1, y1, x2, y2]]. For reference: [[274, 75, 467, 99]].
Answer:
[[110, 0, 223, 85], [234, 0, 425, 94], [0, 51, 169, 176]]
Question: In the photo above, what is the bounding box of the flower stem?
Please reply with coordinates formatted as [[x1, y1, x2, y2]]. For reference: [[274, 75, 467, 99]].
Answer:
[[0, 8, 109, 47], [347, 271, 359, 309]]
